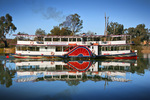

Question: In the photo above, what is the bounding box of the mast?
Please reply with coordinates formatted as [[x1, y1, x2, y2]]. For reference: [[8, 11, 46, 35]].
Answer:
[[104, 13, 107, 36], [104, 13, 109, 36]]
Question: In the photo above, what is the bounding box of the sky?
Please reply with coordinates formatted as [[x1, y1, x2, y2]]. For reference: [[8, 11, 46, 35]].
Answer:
[[0, 0, 150, 38]]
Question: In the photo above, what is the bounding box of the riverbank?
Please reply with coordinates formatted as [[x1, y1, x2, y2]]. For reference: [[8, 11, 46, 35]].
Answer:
[[0, 47, 15, 54], [141, 46, 150, 53]]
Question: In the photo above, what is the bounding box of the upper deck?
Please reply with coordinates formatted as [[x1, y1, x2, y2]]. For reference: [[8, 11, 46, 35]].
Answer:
[[13, 34, 132, 46]]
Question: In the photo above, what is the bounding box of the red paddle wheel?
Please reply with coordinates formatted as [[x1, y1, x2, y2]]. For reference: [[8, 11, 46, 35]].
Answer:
[[67, 61, 92, 72], [64, 46, 92, 57]]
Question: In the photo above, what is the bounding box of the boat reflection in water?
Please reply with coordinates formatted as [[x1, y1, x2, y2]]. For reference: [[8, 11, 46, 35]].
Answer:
[[14, 59, 137, 84]]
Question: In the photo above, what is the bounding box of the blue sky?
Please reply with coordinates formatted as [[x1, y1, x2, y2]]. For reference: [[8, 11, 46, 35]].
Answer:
[[0, 0, 150, 38]]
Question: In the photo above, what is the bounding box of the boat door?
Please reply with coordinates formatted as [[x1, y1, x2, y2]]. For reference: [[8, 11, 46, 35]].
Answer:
[[98, 46, 101, 55]]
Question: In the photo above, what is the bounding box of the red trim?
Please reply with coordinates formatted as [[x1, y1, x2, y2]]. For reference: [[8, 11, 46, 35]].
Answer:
[[114, 56, 137, 60], [14, 56, 28, 59]]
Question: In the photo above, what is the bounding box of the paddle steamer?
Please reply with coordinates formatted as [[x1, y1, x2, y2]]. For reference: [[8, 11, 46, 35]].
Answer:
[[12, 34, 137, 59]]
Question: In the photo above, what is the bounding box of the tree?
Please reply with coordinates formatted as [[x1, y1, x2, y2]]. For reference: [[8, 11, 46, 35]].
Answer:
[[59, 13, 83, 35], [35, 28, 46, 41], [50, 26, 72, 36], [16, 32, 28, 41], [0, 60, 16, 87], [0, 14, 17, 47], [35, 28, 46, 35], [125, 24, 149, 43], [135, 24, 148, 42], [107, 22, 124, 35]]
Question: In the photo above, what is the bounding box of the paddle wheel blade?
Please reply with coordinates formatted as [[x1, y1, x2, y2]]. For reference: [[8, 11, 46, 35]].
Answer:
[[67, 61, 92, 72], [65, 46, 92, 57]]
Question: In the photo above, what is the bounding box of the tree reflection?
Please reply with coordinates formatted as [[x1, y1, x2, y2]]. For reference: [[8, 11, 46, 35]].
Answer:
[[130, 57, 149, 74], [66, 80, 80, 86], [0, 60, 16, 87]]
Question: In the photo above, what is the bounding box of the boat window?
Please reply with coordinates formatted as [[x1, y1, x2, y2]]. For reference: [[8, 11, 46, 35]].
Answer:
[[126, 46, 130, 50], [36, 47, 39, 51], [56, 65, 63, 70], [45, 38, 51, 41], [94, 37, 100, 41], [106, 47, 108, 51], [114, 46, 119, 51], [107, 46, 111, 51], [36, 37, 44, 41], [53, 38, 60, 41], [119, 46, 125, 50], [22, 47, 27, 51], [102, 47, 104, 51], [77, 38, 81, 41], [63, 46, 69, 52], [61, 38, 68, 41], [69, 38, 76, 42], [28, 47, 36, 51], [45, 47, 48, 49], [56, 46, 62, 52], [111, 47, 114, 51], [16, 46, 21, 51], [88, 37, 93, 41], [82, 37, 87, 41]]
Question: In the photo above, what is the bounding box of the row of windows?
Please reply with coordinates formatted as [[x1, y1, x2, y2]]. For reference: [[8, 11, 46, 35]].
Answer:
[[45, 37, 101, 42], [45, 37, 129, 42], [17, 46, 40, 51], [16, 46, 76, 52], [16, 46, 130, 52], [56, 46, 76, 52], [100, 46, 130, 51], [45, 38, 81, 42]]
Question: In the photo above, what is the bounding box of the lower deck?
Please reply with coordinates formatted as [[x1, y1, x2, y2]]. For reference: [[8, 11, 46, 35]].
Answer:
[[13, 45, 137, 59], [15, 45, 132, 56]]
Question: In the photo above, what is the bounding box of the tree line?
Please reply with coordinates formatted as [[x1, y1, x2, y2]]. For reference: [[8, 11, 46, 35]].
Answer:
[[107, 22, 150, 45], [0, 13, 149, 47]]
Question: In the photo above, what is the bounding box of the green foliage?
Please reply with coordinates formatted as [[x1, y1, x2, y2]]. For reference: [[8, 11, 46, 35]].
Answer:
[[35, 28, 46, 35], [0, 60, 16, 87], [106, 21, 149, 45], [50, 26, 72, 36], [0, 14, 17, 47], [17, 32, 28, 35], [125, 24, 149, 44], [107, 22, 124, 35], [59, 13, 83, 35]]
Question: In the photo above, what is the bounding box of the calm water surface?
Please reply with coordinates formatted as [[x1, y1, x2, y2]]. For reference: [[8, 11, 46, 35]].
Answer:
[[0, 54, 150, 100]]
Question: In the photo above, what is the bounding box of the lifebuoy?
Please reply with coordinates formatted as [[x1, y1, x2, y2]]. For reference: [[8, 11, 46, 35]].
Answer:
[[51, 52, 55, 55], [30, 41, 34, 45]]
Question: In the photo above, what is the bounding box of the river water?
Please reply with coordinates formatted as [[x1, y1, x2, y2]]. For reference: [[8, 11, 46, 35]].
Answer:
[[0, 54, 150, 100]]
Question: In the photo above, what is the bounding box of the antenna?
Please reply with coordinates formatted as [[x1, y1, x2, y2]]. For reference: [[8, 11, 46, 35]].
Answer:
[[104, 13, 109, 36], [104, 13, 106, 35]]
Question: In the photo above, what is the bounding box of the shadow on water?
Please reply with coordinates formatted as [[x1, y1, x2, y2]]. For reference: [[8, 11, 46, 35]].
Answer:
[[0, 53, 150, 88]]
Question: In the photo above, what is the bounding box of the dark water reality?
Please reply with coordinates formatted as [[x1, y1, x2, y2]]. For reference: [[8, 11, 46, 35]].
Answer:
[[0, 54, 150, 100]]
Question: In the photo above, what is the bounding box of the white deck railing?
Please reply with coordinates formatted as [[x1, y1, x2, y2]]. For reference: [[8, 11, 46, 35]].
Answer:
[[17, 40, 127, 45]]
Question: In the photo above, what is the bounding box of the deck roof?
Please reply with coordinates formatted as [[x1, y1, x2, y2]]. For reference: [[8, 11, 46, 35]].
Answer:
[[13, 34, 131, 38]]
